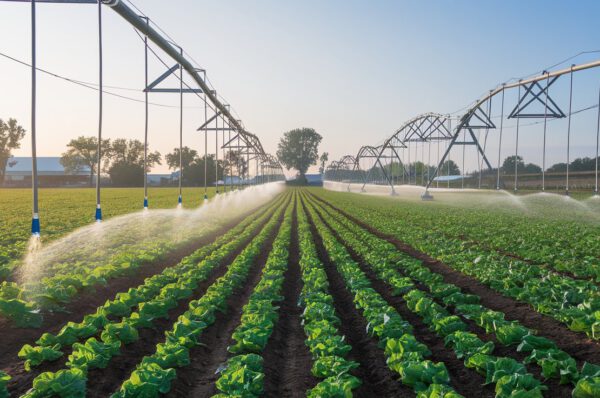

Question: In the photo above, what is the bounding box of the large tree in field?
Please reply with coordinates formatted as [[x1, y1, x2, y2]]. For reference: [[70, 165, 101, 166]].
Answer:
[[108, 138, 161, 187], [60, 136, 112, 186], [0, 118, 26, 184], [276, 127, 322, 178]]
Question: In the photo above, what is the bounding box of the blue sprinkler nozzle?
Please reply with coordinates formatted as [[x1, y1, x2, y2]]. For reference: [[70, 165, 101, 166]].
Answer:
[[143, 197, 148, 208], [178, 195, 183, 205], [31, 213, 40, 236], [95, 205, 102, 222], [203, 193, 208, 200]]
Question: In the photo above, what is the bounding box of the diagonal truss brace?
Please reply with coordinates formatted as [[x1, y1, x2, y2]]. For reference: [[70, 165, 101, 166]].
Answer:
[[508, 76, 565, 119], [144, 64, 202, 93]]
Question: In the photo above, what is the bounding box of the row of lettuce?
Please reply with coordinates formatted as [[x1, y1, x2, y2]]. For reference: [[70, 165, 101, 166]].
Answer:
[[314, 189, 600, 341], [7, 194, 289, 397], [337, 188, 600, 280], [304, 192, 600, 397]]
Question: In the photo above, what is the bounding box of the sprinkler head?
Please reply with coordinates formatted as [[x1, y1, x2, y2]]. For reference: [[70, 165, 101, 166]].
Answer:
[[178, 195, 183, 205], [565, 190, 570, 197], [421, 191, 434, 201], [31, 214, 41, 236], [203, 194, 208, 200], [143, 197, 148, 209], [95, 206, 102, 222]]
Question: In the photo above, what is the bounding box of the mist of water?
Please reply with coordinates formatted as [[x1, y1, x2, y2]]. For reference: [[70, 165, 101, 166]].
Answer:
[[325, 181, 600, 224], [18, 183, 284, 288]]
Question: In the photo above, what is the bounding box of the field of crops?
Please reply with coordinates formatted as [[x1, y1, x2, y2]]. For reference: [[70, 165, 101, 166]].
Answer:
[[1, 186, 600, 397], [0, 188, 217, 272]]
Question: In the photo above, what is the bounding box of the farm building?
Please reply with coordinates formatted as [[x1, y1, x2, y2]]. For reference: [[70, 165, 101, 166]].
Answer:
[[2, 157, 91, 187]]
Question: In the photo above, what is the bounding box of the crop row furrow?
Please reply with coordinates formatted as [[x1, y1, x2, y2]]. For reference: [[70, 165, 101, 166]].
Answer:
[[211, 192, 295, 397], [301, 194, 465, 398]]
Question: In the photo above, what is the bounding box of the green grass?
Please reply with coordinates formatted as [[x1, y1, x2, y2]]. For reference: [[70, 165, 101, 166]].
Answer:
[[0, 187, 218, 265]]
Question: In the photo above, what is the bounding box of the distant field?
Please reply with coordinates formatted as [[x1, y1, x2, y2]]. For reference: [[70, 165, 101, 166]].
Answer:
[[0, 187, 217, 265]]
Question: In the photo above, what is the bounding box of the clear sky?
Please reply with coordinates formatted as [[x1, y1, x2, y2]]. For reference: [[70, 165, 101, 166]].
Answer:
[[1, 0, 600, 175]]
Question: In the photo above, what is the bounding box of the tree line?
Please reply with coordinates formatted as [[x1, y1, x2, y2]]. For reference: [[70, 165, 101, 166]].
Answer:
[[0, 118, 248, 187]]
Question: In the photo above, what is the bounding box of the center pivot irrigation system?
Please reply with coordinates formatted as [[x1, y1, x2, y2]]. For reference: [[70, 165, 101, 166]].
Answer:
[[3, 0, 284, 237], [326, 59, 600, 200]]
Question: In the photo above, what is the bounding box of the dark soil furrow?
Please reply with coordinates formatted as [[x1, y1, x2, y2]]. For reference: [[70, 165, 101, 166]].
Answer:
[[262, 197, 317, 397], [165, 202, 287, 397], [309, 192, 600, 367], [307, 197, 492, 398], [302, 198, 412, 398]]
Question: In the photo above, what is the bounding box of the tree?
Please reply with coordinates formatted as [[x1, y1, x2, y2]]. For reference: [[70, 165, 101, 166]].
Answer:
[[0, 118, 26, 185], [165, 147, 198, 174], [60, 136, 111, 187], [166, 146, 198, 185], [224, 150, 248, 178], [108, 138, 161, 187], [441, 160, 460, 175], [318, 152, 329, 175], [186, 155, 223, 187], [276, 127, 322, 178], [501, 156, 541, 174]]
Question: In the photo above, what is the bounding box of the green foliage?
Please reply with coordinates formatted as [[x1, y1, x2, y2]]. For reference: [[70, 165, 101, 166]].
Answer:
[[112, 363, 176, 398], [307, 374, 362, 398], [22, 368, 87, 398], [215, 354, 264, 397], [0, 371, 9, 398], [276, 128, 322, 176], [0, 118, 26, 184], [18, 343, 63, 371]]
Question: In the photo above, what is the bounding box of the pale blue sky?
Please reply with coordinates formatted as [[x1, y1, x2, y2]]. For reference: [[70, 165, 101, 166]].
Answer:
[[1, 0, 599, 174]]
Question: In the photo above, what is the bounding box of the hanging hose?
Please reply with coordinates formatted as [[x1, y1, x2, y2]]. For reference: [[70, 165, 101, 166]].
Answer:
[[478, 95, 492, 189], [178, 59, 183, 205], [95, 0, 103, 222], [496, 85, 505, 190], [215, 112, 219, 194], [594, 89, 600, 195], [203, 80, 208, 200], [566, 65, 574, 195], [541, 72, 550, 191], [30, 0, 40, 237], [436, 139, 440, 188], [514, 83, 521, 192], [461, 130, 465, 189], [142, 17, 149, 208]]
